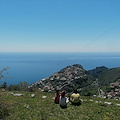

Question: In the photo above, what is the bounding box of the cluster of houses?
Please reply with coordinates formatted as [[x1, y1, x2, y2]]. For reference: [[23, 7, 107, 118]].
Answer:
[[106, 80, 120, 99], [28, 64, 120, 100], [50, 65, 86, 80], [96, 80, 120, 99], [28, 65, 86, 92]]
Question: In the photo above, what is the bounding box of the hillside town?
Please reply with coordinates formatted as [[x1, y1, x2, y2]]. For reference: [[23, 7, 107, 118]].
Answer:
[[106, 80, 120, 99], [28, 64, 87, 91], [28, 64, 120, 100]]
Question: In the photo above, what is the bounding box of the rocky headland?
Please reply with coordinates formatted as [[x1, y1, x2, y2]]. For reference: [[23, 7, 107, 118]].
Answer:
[[29, 64, 120, 97]]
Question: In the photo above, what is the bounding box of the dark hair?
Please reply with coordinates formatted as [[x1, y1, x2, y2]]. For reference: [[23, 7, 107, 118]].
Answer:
[[74, 89, 78, 94], [56, 90, 60, 95], [61, 91, 65, 98]]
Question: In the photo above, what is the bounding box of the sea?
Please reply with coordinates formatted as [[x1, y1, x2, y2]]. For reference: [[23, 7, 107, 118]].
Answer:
[[0, 52, 120, 86]]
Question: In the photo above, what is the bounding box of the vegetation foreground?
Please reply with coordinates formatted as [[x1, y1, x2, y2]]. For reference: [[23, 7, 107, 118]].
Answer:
[[0, 91, 120, 120]]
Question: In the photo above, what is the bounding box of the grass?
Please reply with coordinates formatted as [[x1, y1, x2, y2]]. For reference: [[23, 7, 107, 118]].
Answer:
[[0, 91, 120, 120]]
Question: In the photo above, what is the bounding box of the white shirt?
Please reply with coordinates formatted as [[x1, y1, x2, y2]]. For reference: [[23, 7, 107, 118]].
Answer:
[[59, 96, 69, 106]]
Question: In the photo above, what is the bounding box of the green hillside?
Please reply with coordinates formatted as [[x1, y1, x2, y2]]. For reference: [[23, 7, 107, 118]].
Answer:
[[98, 67, 120, 86], [1, 91, 120, 120], [30, 65, 120, 96]]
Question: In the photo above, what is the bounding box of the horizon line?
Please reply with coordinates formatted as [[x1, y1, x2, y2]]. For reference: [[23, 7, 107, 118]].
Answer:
[[1, 51, 120, 53]]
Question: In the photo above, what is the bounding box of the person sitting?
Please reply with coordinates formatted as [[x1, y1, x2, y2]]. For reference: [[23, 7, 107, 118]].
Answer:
[[70, 89, 81, 106], [54, 90, 61, 104], [59, 91, 69, 108]]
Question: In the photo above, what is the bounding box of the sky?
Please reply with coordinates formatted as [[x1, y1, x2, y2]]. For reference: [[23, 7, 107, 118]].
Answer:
[[0, 0, 120, 53]]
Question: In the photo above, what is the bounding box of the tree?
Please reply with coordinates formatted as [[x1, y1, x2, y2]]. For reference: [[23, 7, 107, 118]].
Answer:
[[0, 68, 10, 119], [0, 67, 10, 88], [0, 82, 7, 89], [8, 84, 20, 91], [19, 81, 28, 91], [8, 81, 28, 91]]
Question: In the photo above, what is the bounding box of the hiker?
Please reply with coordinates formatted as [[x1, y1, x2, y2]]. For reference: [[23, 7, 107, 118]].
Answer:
[[54, 90, 61, 104], [70, 89, 81, 106], [59, 91, 69, 108]]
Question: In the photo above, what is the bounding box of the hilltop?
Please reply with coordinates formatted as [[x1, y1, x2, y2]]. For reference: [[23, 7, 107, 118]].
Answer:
[[29, 64, 120, 96]]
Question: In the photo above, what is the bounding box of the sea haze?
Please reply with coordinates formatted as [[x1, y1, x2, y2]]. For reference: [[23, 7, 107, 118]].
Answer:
[[0, 52, 120, 86]]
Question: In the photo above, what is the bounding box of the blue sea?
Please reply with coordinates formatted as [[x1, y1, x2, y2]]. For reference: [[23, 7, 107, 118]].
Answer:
[[0, 52, 120, 86]]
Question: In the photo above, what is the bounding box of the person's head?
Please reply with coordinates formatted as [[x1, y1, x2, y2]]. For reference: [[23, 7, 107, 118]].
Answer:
[[61, 91, 65, 98], [73, 89, 78, 94], [56, 90, 60, 94]]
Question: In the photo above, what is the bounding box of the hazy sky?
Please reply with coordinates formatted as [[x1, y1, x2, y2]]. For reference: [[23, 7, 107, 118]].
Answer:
[[0, 0, 120, 53]]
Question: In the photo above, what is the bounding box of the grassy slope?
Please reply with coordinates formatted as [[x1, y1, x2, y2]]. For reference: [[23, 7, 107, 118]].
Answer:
[[0, 91, 120, 120]]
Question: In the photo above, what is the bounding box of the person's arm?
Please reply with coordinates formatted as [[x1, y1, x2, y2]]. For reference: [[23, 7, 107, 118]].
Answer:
[[66, 97, 69, 103], [70, 94, 73, 102]]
